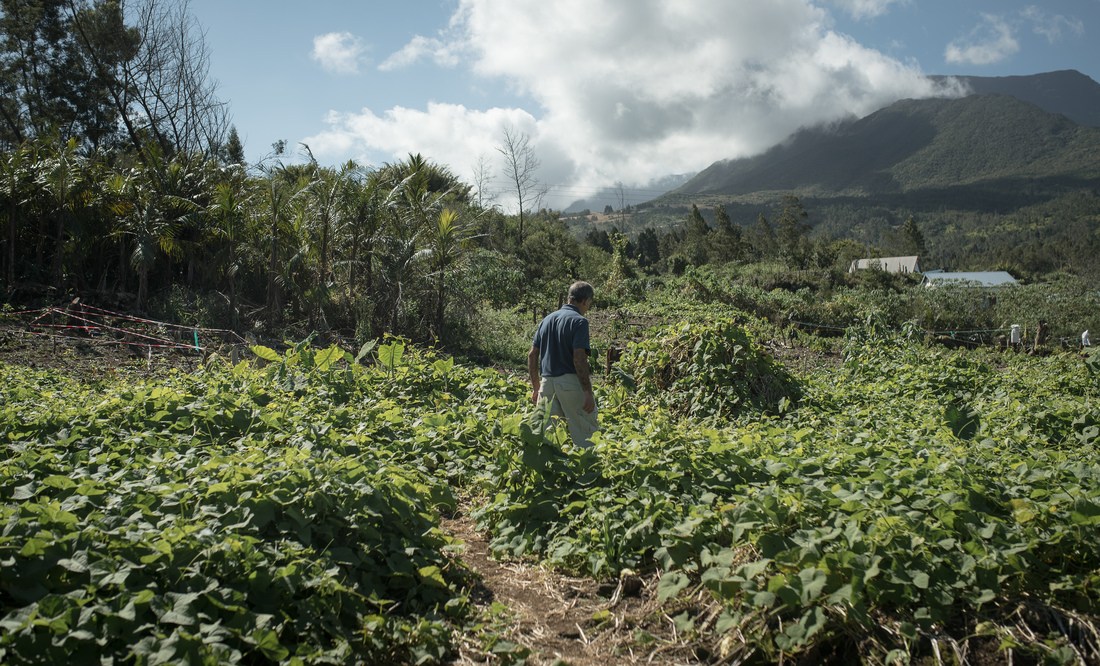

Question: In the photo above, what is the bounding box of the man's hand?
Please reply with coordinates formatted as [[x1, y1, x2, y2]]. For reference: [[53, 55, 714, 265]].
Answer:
[[531, 387, 541, 405], [573, 347, 595, 414]]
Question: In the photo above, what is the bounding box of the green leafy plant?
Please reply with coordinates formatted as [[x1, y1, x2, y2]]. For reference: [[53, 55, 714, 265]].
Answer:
[[618, 317, 802, 420]]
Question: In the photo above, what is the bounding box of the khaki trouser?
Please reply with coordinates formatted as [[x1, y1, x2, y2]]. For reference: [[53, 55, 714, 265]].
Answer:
[[535, 373, 599, 448]]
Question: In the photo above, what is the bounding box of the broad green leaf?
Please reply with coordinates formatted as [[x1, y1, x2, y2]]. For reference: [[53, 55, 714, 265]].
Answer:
[[250, 345, 281, 362], [42, 475, 76, 490], [418, 565, 447, 588], [11, 482, 36, 500], [315, 345, 344, 371], [657, 572, 691, 601], [975, 588, 996, 604], [355, 340, 377, 363], [432, 356, 454, 375], [827, 584, 854, 605], [911, 571, 931, 590], [377, 341, 405, 370], [799, 568, 828, 602], [252, 628, 289, 661], [736, 559, 771, 581], [19, 538, 49, 557], [753, 591, 777, 608]]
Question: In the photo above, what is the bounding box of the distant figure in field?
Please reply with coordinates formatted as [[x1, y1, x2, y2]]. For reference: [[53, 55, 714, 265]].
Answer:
[[528, 281, 598, 447]]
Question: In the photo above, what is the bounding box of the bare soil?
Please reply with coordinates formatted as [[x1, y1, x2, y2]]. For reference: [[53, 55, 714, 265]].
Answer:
[[0, 326, 204, 381], [444, 511, 710, 666]]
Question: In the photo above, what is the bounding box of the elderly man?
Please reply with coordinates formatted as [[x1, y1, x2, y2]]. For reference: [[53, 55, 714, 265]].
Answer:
[[528, 281, 598, 447]]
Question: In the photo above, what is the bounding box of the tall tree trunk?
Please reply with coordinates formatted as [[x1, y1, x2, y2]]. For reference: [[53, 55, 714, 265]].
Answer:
[[35, 216, 49, 283], [52, 213, 66, 291], [363, 241, 373, 297], [348, 227, 360, 298], [266, 218, 279, 328], [5, 204, 15, 288], [228, 273, 239, 331], [137, 266, 148, 312], [435, 268, 445, 342], [225, 245, 239, 330], [118, 238, 128, 293]]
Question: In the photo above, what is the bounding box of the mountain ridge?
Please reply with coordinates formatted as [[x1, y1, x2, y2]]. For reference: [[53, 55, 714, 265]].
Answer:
[[666, 71, 1100, 201], [935, 69, 1100, 128]]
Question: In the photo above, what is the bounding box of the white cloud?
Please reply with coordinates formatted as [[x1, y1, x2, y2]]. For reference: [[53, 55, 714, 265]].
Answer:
[[305, 0, 956, 209], [378, 35, 462, 71], [304, 102, 541, 174], [1021, 6, 1084, 43], [828, 0, 907, 20], [311, 32, 367, 75], [945, 14, 1020, 66]]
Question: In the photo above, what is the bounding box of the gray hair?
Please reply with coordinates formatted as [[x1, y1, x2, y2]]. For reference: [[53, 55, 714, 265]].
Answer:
[[568, 281, 594, 304]]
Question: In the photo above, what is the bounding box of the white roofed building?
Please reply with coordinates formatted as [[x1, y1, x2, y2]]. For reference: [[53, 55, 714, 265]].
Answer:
[[848, 256, 922, 274], [921, 271, 1019, 288]]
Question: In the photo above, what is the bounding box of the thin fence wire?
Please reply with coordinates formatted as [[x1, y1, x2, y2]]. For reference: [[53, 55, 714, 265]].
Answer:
[[0, 302, 248, 354], [785, 318, 1086, 350]]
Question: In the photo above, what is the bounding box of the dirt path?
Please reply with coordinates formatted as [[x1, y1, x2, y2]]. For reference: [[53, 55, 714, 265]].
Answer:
[[442, 513, 705, 666]]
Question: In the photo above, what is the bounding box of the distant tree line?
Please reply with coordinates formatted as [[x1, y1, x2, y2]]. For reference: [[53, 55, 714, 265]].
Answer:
[[1, 134, 611, 342], [600, 182, 1100, 283], [584, 195, 893, 278]]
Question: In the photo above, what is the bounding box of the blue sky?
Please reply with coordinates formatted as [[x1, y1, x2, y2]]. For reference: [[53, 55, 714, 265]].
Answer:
[[188, 0, 1100, 209]]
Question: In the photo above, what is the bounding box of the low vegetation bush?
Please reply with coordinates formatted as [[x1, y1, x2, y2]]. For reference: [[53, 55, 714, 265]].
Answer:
[[618, 318, 802, 420]]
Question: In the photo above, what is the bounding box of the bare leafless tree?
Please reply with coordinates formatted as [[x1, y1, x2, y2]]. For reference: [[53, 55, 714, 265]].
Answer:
[[69, 0, 229, 159], [470, 153, 496, 211], [123, 0, 229, 155], [496, 125, 540, 244]]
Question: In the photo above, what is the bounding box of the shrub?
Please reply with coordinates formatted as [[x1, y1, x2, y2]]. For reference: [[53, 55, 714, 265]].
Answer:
[[619, 318, 801, 420]]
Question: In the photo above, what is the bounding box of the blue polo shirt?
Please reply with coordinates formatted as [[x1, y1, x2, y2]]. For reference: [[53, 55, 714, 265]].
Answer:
[[532, 304, 590, 377]]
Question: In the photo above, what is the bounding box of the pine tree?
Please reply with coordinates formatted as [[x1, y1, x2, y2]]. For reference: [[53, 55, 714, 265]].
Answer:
[[683, 203, 711, 265], [751, 212, 777, 260], [776, 195, 810, 268], [712, 204, 744, 263], [901, 216, 926, 256], [635, 228, 660, 269], [224, 126, 245, 165]]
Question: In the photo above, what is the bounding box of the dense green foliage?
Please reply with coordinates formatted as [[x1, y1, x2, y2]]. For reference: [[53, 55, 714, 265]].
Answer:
[[479, 328, 1100, 662], [0, 343, 475, 664], [0, 140, 610, 344], [0, 4, 607, 343], [618, 318, 801, 420], [641, 262, 1100, 344], [3, 321, 1098, 663]]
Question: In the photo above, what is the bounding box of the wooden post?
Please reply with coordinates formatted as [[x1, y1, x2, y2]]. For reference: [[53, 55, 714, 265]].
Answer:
[[605, 345, 622, 375], [1034, 320, 1048, 350]]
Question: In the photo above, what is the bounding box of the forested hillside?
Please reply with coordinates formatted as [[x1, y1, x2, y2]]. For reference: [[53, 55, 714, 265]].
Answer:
[[674, 94, 1100, 196], [617, 84, 1100, 279], [935, 69, 1100, 128]]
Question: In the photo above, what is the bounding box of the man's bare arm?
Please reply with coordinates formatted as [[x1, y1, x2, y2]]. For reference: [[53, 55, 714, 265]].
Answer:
[[572, 348, 593, 392], [528, 346, 541, 404]]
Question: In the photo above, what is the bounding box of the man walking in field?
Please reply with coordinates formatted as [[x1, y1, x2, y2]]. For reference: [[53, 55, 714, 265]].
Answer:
[[528, 281, 599, 447]]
